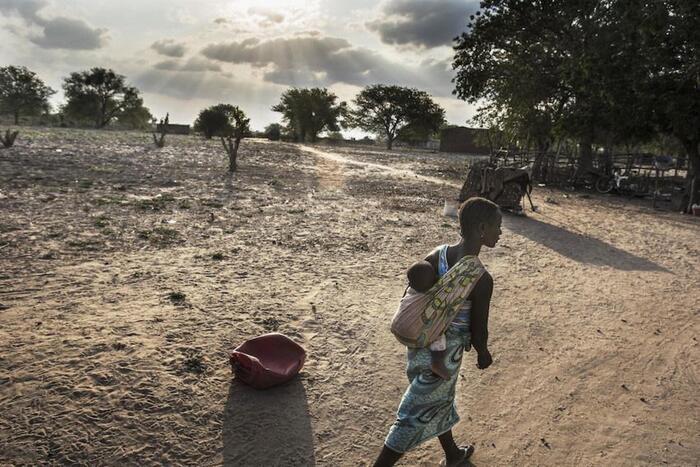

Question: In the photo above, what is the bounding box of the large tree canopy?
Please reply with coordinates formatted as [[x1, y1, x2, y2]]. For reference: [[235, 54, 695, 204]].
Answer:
[[452, 0, 699, 209], [347, 84, 445, 149], [0, 66, 55, 124], [62, 68, 148, 128], [271, 88, 345, 143]]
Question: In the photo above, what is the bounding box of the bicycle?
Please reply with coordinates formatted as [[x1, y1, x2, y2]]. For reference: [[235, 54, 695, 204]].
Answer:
[[595, 169, 649, 196]]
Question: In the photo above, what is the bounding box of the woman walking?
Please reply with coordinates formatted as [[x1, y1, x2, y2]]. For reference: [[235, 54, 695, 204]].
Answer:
[[374, 197, 501, 466]]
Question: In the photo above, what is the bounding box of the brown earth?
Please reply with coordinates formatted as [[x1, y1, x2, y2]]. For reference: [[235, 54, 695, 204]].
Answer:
[[0, 128, 698, 466]]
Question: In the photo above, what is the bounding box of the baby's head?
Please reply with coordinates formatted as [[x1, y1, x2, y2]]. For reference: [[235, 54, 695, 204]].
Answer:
[[407, 260, 437, 293]]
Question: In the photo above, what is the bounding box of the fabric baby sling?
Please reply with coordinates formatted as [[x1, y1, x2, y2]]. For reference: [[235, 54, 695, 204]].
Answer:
[[390, 255, 485, 348]]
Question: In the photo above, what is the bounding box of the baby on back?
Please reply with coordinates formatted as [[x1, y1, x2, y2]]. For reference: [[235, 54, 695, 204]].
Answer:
[[404, 260, 450, 379]]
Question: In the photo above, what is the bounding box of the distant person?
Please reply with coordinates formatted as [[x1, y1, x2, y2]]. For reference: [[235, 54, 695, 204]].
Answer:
[[374, 197, 501, 467]]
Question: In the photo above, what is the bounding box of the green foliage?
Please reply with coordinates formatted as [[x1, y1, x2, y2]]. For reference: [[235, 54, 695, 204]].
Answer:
[[264, 123, 282, 141], [62, 67, 147, 128], [0, 66, 55, 124], [452, 0, 698, 166], [195, 104, 251, 172], [118, 95, 153, 130], [453, 0, 699, 209], [271, 88, 345, 142], [193, 105, 229, 139], [346, 84, 445, 149]]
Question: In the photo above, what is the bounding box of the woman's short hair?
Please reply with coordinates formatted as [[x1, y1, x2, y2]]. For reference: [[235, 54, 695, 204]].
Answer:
[[458, 197, 500, 236]]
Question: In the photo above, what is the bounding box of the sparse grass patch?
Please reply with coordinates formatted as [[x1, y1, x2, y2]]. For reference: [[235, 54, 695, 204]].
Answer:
[[134, 193, 176, 211], [77, 179, 94, 190], [201, 199, 224, 208], [137, 226, 180, 246], [93, 215, 110, 228], [66, 237, 102, 251], [182, 350, 206, 374], [94, 195, 126, 206], [168, 291, 187, 305]]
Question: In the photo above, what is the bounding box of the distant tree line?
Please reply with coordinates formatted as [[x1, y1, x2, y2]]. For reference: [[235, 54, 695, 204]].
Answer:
[[452, 0, 699, 211], [268, 85, 445, 150], [0, 65, 153, 129]]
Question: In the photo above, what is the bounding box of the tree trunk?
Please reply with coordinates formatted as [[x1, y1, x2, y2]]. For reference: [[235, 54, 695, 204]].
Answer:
[[681, 138, 699, 213], [386, 135, 395, 150], [578, 137, 593, 172], [229, 139, 240, 173], [13, 110, 19, 125], [221, 136, 240, 173]]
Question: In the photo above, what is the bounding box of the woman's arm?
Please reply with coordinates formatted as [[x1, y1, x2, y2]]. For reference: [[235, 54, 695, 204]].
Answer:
[[423, 248, 440, 275], [469, 272, 493, 370]]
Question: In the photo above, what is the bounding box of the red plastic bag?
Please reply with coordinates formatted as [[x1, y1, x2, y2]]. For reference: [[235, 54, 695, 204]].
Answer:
[[229, 333, 306, 389]]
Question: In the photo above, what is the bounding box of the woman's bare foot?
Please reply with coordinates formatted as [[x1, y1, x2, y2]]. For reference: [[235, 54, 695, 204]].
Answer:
[[430, 360, 451, 380]]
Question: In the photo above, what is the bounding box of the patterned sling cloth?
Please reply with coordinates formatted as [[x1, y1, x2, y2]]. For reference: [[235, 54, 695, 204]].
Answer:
[[390, 255, 485, 348]]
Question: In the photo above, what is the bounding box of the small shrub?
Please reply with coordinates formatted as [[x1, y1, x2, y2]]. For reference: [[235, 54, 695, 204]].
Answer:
[[0, 130, 19, 148], [152, 113, 168, 148], [168, 291, 187, 304]]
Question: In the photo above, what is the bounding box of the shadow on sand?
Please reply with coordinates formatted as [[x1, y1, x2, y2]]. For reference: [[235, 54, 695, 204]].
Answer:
[[505, 214, 669, 272], [223, 378, 314, 466]]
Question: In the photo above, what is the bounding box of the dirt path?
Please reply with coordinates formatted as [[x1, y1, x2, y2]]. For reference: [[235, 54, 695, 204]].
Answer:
[[298, 144, 462, 189], [1, 131, 698, 466]]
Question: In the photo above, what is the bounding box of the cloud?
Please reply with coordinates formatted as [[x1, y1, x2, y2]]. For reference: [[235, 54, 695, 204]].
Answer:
[[201, 36, 404, 88], [154, 57, 222, 72], [133, 68, 277, 102], [213, 17, 229, 24], [200, 34, 461, 98], [247, 7, 285, 24], [366, 0, 477, 49], [151, 39, 187, 57], [0, 0, 107, 49]]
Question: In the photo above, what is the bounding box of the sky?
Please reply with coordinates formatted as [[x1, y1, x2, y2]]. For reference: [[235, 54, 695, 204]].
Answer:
[[0, 0, 481, 135]]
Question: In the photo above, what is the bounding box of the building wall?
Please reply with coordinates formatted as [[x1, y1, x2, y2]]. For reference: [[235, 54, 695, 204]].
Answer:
[[440, 127, 491, 154], [157, 123, 190, 135]]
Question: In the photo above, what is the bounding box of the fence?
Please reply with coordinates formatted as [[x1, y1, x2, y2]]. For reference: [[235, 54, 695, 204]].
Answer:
[[488, 149, 689, 203]]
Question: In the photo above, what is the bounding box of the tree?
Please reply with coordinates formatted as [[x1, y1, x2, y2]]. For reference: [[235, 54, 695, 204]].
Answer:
[[347, 85, 445, 150], [195, 104, 251, 172], [272, 88, 345, 142], [263, 123, 282, 141], [641, 0, 700, 212], [117, 92, 153, 130], [452, 1, 657, 172], [62, 68, 147, 128], [0, 66, 55, 124], [194, 105, 230, 139]]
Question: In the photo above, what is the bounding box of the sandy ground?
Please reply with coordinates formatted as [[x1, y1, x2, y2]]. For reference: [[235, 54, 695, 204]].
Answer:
[[0, 128, 698, 466]]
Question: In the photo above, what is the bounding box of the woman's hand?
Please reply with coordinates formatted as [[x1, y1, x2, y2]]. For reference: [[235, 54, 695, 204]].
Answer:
[[476, 350, 492, 370]]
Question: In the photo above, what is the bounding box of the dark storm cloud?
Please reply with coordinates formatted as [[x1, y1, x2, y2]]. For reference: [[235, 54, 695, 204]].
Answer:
[[366, 0, 478, 49], [0, 0, 107, 49], [151, 39, 187, 58], [201, 35, 405, 88]]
